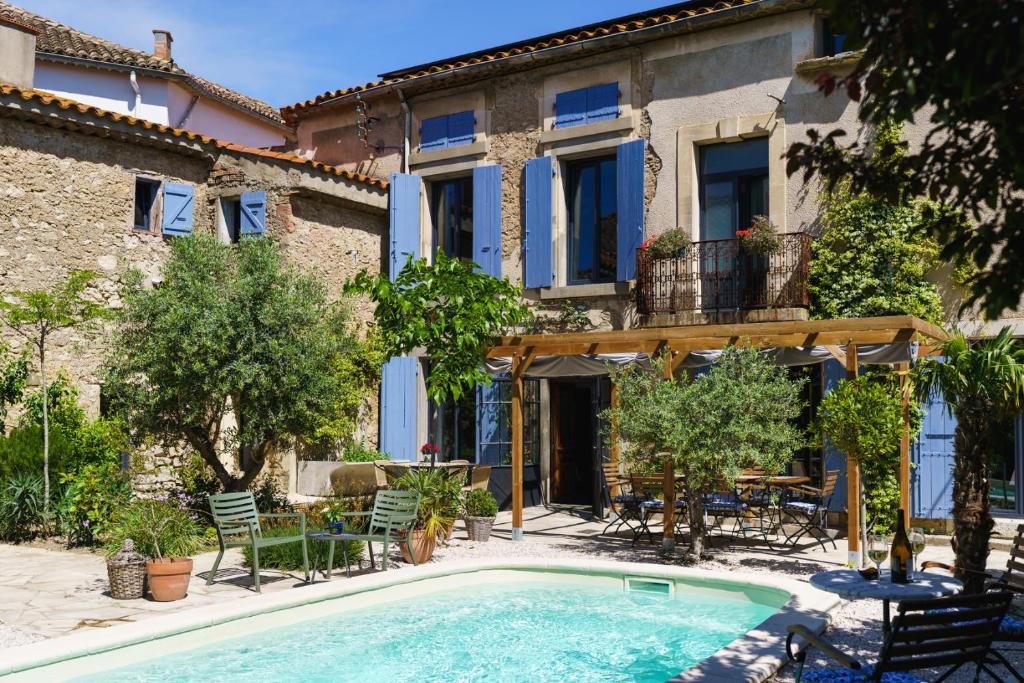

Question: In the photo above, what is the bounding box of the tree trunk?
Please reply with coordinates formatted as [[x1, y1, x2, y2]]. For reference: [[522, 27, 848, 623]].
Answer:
[[39, 339, 49, 519], [952, 398, 995, 593], [686, 486, 708, 559]]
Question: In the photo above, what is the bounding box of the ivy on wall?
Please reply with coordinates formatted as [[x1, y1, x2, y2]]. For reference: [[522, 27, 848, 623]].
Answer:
[[808, 121, 947, 326]]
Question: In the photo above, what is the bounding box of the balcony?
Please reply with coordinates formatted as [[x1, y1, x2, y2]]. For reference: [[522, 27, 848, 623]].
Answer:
[[636, 232, 812, 319]]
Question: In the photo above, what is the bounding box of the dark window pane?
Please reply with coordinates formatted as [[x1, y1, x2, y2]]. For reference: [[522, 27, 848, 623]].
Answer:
[[700, 138, 769, 175], [134, 179, 158, 230], [431, 176, 473, 261], [699, 139, 769, 237], [568, 156, 616, 284]]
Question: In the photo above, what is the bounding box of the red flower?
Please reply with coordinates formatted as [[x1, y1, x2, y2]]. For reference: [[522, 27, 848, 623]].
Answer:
[[420, 443, 440, 455], [735, 229, 751, 238], [640, 236, 657, 252]]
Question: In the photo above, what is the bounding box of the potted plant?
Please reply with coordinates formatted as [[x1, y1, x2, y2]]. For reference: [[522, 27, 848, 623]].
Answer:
[[464, 489, 499, 542], [736, 215, 781, 256], [393, 468, 453, 563], [420, 442, 440, 467], [644, 228, 690, 259], [105, 499, 199, 602]]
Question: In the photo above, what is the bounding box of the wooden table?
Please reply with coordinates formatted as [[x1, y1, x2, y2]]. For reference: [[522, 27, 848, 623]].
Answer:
[[810, 569, 962, 636]]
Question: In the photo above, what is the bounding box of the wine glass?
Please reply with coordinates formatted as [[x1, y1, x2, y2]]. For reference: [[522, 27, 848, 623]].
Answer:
[[910, 527, 927, 579], [867, 534, 889, 579]]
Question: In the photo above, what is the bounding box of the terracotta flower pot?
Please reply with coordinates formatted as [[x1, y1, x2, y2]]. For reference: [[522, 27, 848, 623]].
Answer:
[[146, 557, 193, 602], [400, 529, 436, 564]]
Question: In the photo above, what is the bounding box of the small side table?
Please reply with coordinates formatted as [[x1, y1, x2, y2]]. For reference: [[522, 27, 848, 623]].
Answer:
[[306, 531, 355, 581], [810, 569, 962, 636]]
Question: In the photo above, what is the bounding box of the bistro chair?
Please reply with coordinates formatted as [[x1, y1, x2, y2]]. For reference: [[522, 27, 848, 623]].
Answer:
[[702, 477, 749, 546], [601, 463, 643, 538], [924, 523, 1024, 681], [786, 590, 1014, 682], [207, 492, 309, 594], [781, 470, 840, 551], [629, 476, 687, 547]]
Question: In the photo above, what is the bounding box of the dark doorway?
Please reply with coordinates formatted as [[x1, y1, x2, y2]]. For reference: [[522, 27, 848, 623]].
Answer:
[[552, 379, 595, 507]]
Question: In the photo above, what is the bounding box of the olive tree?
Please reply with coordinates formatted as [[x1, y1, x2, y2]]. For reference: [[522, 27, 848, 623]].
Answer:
[[603, 345, 805, 559], [105, 235, 366, 492]]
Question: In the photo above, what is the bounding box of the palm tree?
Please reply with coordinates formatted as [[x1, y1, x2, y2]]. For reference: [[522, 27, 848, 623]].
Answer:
[[915, 327, 1024, 592]]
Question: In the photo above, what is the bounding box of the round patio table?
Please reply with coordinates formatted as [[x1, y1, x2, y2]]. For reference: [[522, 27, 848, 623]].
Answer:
[[810, 569, 962, 637]]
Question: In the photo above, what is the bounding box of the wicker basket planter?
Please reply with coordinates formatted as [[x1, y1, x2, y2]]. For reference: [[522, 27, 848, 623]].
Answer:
[[106, 539, 146, 600], [465, 516, 495, 542]]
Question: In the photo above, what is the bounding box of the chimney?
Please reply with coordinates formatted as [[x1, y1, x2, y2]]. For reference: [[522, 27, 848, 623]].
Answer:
[[0, 15, 38, 89], [152, 29, 173, 61]]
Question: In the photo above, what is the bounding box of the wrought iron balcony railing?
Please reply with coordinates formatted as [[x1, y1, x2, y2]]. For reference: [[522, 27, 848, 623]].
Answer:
[[636, 232, 812, 316]]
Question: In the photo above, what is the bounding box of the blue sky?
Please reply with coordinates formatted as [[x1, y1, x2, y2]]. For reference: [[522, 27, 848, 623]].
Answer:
[[22, 0, 661, 108]]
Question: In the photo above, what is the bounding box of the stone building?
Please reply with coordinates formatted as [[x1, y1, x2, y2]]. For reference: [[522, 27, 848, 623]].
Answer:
[[0, 81, 387, 490], [283, 0, 1023, 519]]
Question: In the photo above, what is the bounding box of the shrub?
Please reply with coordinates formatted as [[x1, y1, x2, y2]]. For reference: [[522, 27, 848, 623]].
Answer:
[[173, 454, 222, 528], [0, 425, 74, 482], [737, 215, 782, 256], [59, 462, 132, 546], [0, 472, 46, 541], [341, 441, 389, 463], [243, 506, 363, 571], [105, 499, 200, 560], [464, 489, 498, 518], [70, 417, 130, 469], [252, 473, 290, 513], [393, 467, 455, 540], [646, 228, 690, 259]]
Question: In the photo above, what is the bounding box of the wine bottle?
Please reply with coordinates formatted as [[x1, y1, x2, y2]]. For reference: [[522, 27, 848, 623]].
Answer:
[[890, 509, 912, 584]]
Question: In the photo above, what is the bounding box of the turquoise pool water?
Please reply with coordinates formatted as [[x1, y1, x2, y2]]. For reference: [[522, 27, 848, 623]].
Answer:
[[75, 577, 779, 683]]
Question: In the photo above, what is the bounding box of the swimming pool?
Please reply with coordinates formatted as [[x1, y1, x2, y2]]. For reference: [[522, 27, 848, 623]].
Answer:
[[1, 561, 838, 682]]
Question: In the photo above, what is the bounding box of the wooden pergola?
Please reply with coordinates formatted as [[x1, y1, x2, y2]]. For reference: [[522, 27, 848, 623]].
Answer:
[[486, 315, 948, 563]]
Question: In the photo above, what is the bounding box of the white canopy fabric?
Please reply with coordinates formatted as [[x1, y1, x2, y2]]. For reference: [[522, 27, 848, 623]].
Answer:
[[485, 343, 917, 378]]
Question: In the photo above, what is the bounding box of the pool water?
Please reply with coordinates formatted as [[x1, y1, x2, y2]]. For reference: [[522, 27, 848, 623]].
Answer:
[[75, 578, 779, 683]]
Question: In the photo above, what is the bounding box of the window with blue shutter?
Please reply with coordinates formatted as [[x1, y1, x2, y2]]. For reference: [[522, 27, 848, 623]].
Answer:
[[419, 111, 475, 151], [912, 382, 955, 519], [380, 356, 418, 462], [389, 173, 422, 281], [239, 191, 266, 237], [160, 182, 194, 236], [616, 139, 645, 281], [472, 164, 502, 277], [524, 156, 553, 288], [554, 83, 620, 128]]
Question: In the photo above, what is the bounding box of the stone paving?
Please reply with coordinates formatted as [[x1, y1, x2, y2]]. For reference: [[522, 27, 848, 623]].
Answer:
[[0, 506, 1017, 681]]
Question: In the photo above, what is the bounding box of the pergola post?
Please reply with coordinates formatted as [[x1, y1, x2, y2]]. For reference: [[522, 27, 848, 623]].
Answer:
[[899, 362, 912, 528], [846, 343, 861, 567], [510, 353, 524, 541]]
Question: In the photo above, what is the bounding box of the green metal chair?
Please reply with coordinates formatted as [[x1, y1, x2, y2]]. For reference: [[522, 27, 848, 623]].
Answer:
[[207, 491, 309, 593], [328, 489, 421, 572]]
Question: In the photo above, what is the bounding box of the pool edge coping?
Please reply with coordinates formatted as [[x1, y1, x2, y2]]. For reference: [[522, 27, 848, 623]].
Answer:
[[0, 558, 840, 682]]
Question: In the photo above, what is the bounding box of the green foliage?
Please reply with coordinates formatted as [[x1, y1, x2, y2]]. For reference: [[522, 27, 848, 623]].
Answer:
[[464, 489, 498, 518], [308, 332, 387, 450], [817, 375, 908, 533], [787, 1, 1022, 318], [243, 506, 363, 571], [0, 343, 27, 435], [0, 425, 74, 482], [808, 123, 945, 325], [252, 473, 290, 514], [340, 441, 389, 463], [0, 472, 46, 541], [393, 467, 457, 540], [105, 499, 200, 560], [105, 234, 367, 492], [58, 462, 132, 546], [603, 345, 805, 556], [347, 251, 530, 403], [646, 228, 690, 259]]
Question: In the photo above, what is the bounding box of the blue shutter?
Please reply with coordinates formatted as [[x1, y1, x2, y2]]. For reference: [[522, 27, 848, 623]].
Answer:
[[447, 111, 475, 147], [472, 165, 502, 277], [524, 156, 553, 288], [420, 115, 448, 151], [161, 183, 194, 236], [554, 88, 587, 128], [822, 359, 849, 512], [912, 383, 955, 519], [380, 356, 418, 462], [587, 83, 619, 123], [616, 139, 645, 281], [389, 173, 421, 281], [239, 191, 266, 236], [476, 379, 508, 465]]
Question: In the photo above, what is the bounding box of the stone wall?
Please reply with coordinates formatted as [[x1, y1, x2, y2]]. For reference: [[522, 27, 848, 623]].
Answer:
[[0, 114, 388, 492]]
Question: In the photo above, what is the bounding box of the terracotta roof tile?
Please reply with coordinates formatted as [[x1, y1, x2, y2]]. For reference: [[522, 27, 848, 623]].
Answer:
[[0, 2, 287, 127], [0, 83, 387, 189], [282, 0, 772, 119]]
